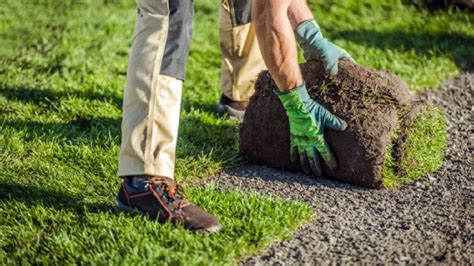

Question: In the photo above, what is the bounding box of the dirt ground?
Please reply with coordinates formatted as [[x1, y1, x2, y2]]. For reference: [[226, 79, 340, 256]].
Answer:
[[217, 72, 473, 264]]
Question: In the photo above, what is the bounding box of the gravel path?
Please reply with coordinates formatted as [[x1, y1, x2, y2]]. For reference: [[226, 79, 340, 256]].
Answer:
[[215, 73, 473, 264]]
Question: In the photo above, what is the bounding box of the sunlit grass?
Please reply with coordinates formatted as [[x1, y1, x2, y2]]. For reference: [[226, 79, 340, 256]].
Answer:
[[0, 0, 467, 263], [383, 106, 447, 187]]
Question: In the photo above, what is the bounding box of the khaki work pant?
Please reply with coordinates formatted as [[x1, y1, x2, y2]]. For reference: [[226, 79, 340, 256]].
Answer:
[[219, 0, 266, 102], [119, 0, 264, 179]]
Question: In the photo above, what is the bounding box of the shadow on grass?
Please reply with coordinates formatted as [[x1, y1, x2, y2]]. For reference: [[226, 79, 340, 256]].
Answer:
[[0, 116, 241, 175], [182, 100, 220, 114], [406, 0, 474, 11], [1, 85, 242, 180], [0, 117, 121, 145], [0, 85, 225, 119], [0, 86, 123, 108], [331, 29, 474, 70], [0, 180, 114, 214]]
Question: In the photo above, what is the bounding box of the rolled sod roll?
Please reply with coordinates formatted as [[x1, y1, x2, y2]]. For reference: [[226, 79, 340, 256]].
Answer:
[[240, 60, 446, 189]]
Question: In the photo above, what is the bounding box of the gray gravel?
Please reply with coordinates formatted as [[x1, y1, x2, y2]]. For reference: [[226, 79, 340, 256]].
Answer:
[[215, 73, 473, 264]]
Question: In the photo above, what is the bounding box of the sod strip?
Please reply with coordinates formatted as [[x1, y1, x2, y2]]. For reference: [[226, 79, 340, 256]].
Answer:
[[240, 61, 448, 188], [241, 61, 412, 188], [0, 183, 313, 265], [0, 116, 312, 264]]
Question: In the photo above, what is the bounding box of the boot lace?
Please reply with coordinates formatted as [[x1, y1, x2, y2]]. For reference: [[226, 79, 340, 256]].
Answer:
[[145, 177, 190, 208]]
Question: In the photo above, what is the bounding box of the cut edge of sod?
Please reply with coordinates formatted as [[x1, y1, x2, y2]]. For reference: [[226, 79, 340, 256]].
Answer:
[[382, 105, 447, 188]]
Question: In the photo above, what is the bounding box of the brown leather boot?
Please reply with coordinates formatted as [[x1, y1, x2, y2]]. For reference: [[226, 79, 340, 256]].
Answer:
[[116, 176, 221, 233], [217, 94, 249, 119]]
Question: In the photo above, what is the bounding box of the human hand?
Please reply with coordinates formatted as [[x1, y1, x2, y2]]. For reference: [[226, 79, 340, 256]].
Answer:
[[276, 83, 347, 175], [295, 19, 355, 75]]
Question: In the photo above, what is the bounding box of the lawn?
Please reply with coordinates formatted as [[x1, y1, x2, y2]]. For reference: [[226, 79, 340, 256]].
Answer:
[[0, 0, 472, 264]]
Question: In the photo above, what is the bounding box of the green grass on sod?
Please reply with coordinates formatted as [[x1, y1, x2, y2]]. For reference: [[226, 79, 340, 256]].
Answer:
[[0, 0, 469, 263], [397, 106, 447, 183], [382, 106, 447, 188]]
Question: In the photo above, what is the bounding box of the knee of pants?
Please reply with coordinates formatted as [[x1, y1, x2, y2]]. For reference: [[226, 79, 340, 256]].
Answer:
[[225, 0, 253, 27], [160, 0, 194, 80]]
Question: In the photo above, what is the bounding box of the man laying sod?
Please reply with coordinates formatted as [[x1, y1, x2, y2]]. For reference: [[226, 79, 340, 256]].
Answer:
[[116, 0, 353, 232]]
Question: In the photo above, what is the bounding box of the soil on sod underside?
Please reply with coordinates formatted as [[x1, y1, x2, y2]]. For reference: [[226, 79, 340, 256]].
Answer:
[[240, 60, 435, 188]]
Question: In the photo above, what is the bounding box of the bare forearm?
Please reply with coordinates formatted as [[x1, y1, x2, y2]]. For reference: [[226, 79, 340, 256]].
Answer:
[[288, 0, 313, 28], [252, 0, 303, 92]]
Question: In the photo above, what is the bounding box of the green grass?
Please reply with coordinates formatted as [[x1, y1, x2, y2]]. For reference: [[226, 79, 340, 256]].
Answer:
[[382, 106, 447, 187], [0, 183, 313, 264], [308, 0, 474, 91], [0, 0, 468, 263], [399, 106, 447, 181], [0, 1, 313, 263]]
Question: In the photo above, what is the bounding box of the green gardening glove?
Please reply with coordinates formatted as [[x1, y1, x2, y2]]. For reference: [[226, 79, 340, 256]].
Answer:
[[275, 83, 347, 176], [295, 19, 355, 75]]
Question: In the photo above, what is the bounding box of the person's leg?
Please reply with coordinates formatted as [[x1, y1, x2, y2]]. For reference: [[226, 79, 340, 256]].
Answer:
[[218, 0, 266, 118], [117, 0, 220, 232], [119, 0, 193, 179]]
